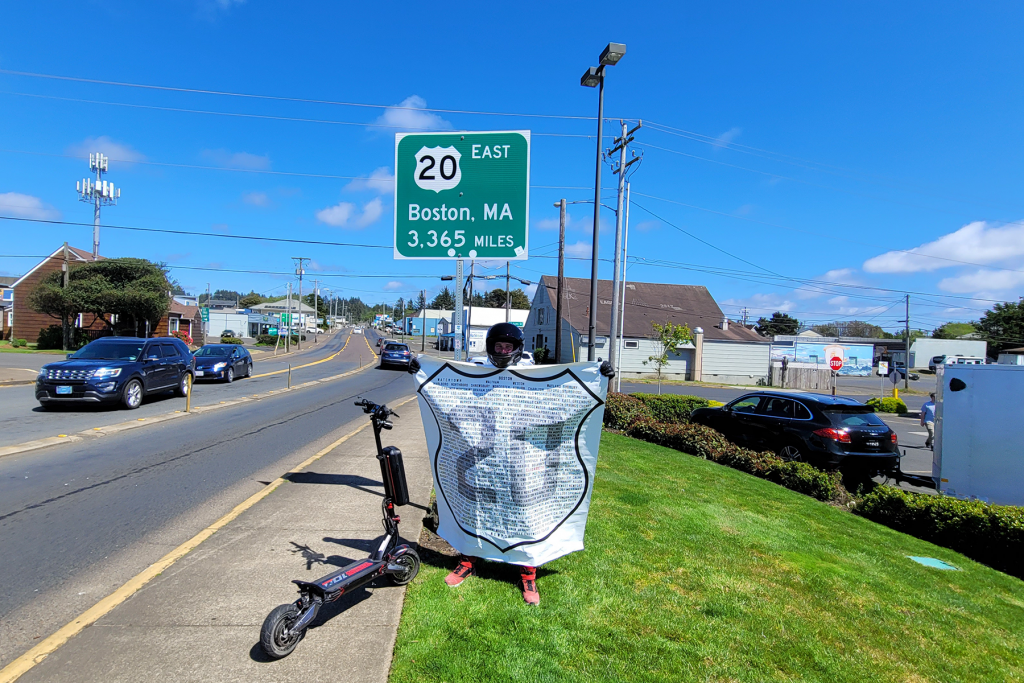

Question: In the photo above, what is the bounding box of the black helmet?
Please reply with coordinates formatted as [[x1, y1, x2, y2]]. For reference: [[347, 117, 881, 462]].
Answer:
[[485, 322, 524, 368]]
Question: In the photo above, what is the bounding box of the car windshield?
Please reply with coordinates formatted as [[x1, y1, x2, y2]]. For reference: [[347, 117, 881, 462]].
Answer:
[[195, 346, 231, 357], [385, 344, 408, 352], [824, 408, 888, 427], [71, 341, 145, 361], [727, 396, 761, 413]]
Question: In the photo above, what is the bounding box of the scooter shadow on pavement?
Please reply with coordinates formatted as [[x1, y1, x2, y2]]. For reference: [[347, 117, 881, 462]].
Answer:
[[284, 471, 430, 512]]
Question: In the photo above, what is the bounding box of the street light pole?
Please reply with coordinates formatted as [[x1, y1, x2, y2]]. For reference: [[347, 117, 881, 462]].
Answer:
[[555, 199, 566, 364], [581, 42, 626, 362]]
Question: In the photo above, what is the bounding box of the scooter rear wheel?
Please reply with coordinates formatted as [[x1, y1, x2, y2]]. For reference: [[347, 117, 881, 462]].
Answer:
[[260, 603, 305, 659], [389, 548, 421, 586]]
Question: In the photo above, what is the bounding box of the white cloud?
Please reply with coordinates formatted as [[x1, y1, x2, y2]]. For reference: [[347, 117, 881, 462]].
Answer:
[[372, 95, 452, 132], [863, 220, 1024, 274], [242, 191, 270, 207], [201, 148, 271, 170], [67, 136, 145, 165], [938, 269, 1024, 294], [794, 268, 861, 299], [564, 241, 592, 258], [383, 281, 404, 291], [713, 127, 742, 148], [315, 197, 384, 229], [0, 192, 61, 220], [345, 167, 394, 194]]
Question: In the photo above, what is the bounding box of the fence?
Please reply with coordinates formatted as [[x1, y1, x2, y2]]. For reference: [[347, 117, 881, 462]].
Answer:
[[770, 362, 833, 391]]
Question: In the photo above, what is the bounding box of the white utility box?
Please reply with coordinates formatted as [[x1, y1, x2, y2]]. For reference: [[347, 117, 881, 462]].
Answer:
[[934, 363, 1024, 505]]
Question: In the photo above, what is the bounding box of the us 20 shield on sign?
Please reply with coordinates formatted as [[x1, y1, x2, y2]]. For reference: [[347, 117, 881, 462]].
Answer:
[[395, 131, 530, 260]]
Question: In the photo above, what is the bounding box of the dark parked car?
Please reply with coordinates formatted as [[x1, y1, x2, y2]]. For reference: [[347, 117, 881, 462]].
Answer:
[[379, 342, 413, 369], [36, 336, 194, 410], [193, 344, 252, 382], [889, 362, 920, 382], [690, 392, 898, 471]]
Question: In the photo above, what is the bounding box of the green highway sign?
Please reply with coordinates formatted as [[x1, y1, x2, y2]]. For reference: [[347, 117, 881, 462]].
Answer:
[[200, 307, 209, 322], [394, 130, 530, 260]]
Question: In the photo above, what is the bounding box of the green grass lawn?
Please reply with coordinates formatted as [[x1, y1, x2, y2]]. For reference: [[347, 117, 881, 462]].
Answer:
[[390, 432, 1024, 682], [0, 341, 64, 354]]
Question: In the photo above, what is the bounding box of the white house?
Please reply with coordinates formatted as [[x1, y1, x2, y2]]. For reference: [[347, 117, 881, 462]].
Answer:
[[523, 276, 771, 384], [439, 306, 529, 354]]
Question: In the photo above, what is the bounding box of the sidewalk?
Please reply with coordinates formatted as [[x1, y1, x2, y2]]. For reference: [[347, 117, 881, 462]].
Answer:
[[13, 397, 429, 683]]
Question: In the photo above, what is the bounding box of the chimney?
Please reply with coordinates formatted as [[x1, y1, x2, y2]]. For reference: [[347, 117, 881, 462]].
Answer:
[[721, 316, 729, 331]]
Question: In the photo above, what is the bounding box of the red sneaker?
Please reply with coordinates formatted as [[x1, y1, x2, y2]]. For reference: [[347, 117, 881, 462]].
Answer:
[[445, 557, 476, 587], [520, 566, 539, 606]]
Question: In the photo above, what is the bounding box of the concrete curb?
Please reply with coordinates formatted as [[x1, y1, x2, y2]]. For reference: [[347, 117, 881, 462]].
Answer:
[[0, 359, 375, 461], [0, 379, 35, 387]]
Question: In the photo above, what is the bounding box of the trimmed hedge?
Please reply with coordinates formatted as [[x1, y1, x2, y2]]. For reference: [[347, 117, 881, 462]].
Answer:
[[604, 393, 650, 430], [624, 417, 839, 502], [631, 393, 709, 423], [866, 397, 908, 414], [220, 336, 243, 345], [857, 486, 1024, 578]]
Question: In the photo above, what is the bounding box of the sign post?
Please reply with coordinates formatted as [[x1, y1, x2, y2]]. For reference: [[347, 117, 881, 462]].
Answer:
[[826, 346, 844, 396], [394, 131, 530, 261], [877, 361, 889, 399]]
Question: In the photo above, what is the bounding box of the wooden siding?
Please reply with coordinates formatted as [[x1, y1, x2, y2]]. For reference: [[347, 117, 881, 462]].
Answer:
[[702, 340, 770, 384]]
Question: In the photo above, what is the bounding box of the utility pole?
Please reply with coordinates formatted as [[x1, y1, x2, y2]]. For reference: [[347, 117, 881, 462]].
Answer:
[[505, 261, 511, 323], [312, 278, 319, 342], [904, 294, 910, 390], [421, 290, 427, 352], [76, 152, 122, 260], [608, 120, 641, 372], [292, 257, 309, 349], [285, 282, 292, 353], [554, 199, 566, 364], [61, 242, 70, 351], [206, 283, 211, 343], [454, 259, 464, 361], [466, 260, 475, 355], [617, 182, 631, 393]]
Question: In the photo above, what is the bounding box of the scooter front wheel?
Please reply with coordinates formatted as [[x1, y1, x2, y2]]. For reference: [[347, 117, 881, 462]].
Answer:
[[388, 548, 421, 586], [260, 603, 305, 659]]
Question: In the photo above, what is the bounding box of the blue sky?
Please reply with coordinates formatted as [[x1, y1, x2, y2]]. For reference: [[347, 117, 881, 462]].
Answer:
[[1, 1, 1022, 332]]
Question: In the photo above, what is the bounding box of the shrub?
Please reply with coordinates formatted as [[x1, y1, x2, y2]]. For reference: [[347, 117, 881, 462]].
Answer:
[[170, 330, 193, 346], [603, 393, 651, 430], [256, 334, 277, 345], [631, 393, 710, 423], [12, 338, 28, 348], [856, 486, 1024, 578], [220, 336, 243, 345], [36, 325, 89, 350], [866, 397, 908, 414], [764, 462, 841, 502]]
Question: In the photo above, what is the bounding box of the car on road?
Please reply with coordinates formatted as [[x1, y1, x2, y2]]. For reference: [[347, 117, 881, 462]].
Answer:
[[379, 342, 414, 369], [929, 355, 947, 372], [193, 344, 252, 382], [36, 336, 194, 410], [889, 362, 921, 382], [689, 391, 899, 471]]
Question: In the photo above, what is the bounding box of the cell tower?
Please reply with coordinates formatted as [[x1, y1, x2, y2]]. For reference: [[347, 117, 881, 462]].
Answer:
[[76, 153, 122, 259]]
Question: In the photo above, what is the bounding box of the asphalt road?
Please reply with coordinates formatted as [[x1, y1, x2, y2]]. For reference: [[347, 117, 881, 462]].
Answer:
[[0, 331, 381, 446], [0, 328, 420, 664]]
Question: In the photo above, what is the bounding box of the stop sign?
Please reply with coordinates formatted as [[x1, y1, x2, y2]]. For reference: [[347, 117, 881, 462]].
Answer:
[[829, 356, 844, 372]]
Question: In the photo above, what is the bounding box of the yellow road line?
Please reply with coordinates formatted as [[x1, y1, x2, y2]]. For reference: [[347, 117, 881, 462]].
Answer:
[[0, 394, 417, 683], [251, 332, 352, 378]]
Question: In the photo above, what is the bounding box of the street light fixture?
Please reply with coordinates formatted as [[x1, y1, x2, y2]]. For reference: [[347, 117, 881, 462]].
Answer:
[[581, 42, 626, 362]]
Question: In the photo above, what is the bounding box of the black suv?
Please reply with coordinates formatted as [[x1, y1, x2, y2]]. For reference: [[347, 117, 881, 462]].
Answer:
[[36, 337, 194, 410], [690, 392, 898, 471]]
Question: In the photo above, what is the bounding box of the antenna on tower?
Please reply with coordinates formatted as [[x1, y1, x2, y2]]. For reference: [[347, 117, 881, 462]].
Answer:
[[77, 152, 122, 259]]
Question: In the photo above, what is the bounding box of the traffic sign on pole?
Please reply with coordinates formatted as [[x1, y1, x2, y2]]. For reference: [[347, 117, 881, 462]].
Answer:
[[200, 307, 209, 323], [394, 131, 530, 260], [828, 356, 844, 372]]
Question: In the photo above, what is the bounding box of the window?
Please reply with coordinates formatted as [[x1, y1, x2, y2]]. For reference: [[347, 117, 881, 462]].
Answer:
[[624, 340, 639, 349], [75, 313, 83, 328], [763, 398, 795, 418], [537, 309, 546, 325], [727, 396, 762, 413], [169, 317, 180, 333], [848, 356, 858, 366], [793, 402, 812, 420], [159, 343, 178, 358]]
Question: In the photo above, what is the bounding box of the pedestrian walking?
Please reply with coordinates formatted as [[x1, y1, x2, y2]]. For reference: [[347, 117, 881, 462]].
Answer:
[[921, 392, 936, 450]]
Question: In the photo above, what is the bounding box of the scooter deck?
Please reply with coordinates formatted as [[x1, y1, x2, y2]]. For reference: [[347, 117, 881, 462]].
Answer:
[[296, 557, 383, 595]]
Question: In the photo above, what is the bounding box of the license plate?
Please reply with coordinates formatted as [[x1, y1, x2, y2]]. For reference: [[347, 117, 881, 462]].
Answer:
[[56, 386, 72, 395], [195, 370, 204, 376], [866, 440, 879, 447]]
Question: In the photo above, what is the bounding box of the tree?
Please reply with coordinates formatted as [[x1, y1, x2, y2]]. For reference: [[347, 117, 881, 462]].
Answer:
[[932, 321, 977, 339], [27, 272, 88, 350], [239, 292, 264, 309], [754, 311, 799, 337], [976, 300, 1024, 354], [483, 288, 531, 309], [811, 323, 840, 337], [844, 321, 884, 338], [429, 286, 456, 310], [29, 258, 171, 340], [168, 278, 186, 296], [642, 321, 693, 394], [414, 291, 427, 312]]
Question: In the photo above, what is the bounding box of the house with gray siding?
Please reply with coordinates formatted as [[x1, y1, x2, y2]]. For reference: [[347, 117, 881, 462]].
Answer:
[[523, 276, 771, 384]]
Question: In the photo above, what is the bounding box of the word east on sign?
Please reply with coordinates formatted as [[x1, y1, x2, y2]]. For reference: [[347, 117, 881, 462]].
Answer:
[[394, 131, 530, 260]]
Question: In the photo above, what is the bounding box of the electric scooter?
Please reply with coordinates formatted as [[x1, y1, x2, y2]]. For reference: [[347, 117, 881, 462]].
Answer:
[[260, 398, 421, 659]]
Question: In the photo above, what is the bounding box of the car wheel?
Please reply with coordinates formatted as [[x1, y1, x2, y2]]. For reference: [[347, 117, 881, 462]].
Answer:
[[175, 373, 191, 397], [245, 361, 252, 378], [226, 367, 234, 383], [777, 443, 803, 462], [122, 379, 143, 410]]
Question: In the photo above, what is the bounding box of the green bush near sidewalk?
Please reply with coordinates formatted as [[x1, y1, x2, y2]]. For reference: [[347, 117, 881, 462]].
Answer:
[[856, 485, 1024, 578], [865, 396, 908, 414], [631, 392, 709, 423], [391, 433, 1024, 682]]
